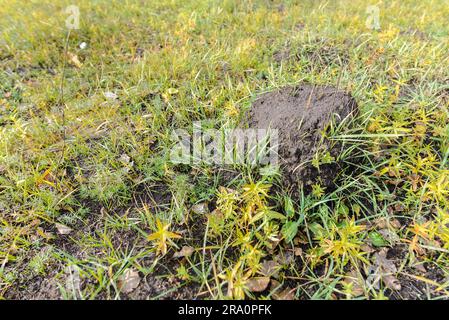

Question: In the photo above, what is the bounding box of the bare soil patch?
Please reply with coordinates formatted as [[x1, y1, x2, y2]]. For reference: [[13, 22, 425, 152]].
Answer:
[[247, 84, 358, 191]]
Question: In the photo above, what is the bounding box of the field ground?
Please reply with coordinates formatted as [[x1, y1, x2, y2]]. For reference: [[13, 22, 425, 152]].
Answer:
[[0, 0, 448, 300]]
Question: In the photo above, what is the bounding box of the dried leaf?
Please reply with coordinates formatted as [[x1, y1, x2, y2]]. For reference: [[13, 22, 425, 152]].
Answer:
[[371, 248, 401, 291], [383, 274, 401, 290], [218, 186, 237, 194], [173, 246, 194, 258], [191, 203, 209, 215], [117, 268, 141, 294], [259, 260, 280, 278], [374, 217, 388, 229], [269, 279, 281, 291], [55, 223, 72, 235], [343, 269, 365, 297], [391, 219, 402, 229], [409, 174, 420, 192], [274, 251, 294, 266], [245, 277, 270, 292], [272, 287, 295, 300], [67, 52, 82, 68], [374, 249, 397, 273], [413, 262, 427, 273], [361, 244, 375, 253], [294, 247, 303, 256], [293, 235, 307, 245], [374, 217, 402, 230]]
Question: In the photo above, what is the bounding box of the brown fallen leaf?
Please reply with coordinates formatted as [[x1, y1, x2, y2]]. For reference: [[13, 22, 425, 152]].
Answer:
[[343, 269, 365, 297], [29, 219, 41, 228], [208, 208, 223, 217], [173, 246, 194, 258], [294, 247, 303, 256], [259, 260, 280, 278], [390, 218, 402, 229], [218, 186, 237, 194], [383, 274, 401, 291], [375, 249, 397, 273], [272, 287, 295, 300], [269, 279, 281, 291], [360, 244, 375, 253], [274, 251, 294, 266], [371, 248, 402, 291], [293, 235, 308, 245], [245, 277, 270, 292], [374, 217, 401, 229], [55, 223, 72, 235], [117, 268, 141, 294], [374, 217, 389, 229], [413, 262, 427, 273]]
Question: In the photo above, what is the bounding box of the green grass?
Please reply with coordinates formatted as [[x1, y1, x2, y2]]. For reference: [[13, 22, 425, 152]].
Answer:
[[0, 0, 448, 300]]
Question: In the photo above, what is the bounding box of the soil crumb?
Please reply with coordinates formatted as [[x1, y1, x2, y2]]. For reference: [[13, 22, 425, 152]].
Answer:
[[247, 84, 358, 190]]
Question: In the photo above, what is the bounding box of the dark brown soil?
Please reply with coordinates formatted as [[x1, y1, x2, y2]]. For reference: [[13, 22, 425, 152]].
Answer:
[[247, 84, 358, 191]]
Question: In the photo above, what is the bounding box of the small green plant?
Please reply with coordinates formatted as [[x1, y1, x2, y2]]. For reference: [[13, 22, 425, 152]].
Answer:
[[311, 183, 326, 198], [147, 218, 181, 255]]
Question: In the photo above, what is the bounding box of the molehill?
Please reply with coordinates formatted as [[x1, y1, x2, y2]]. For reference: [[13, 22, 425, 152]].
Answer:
[[247, 84, 358, 191]]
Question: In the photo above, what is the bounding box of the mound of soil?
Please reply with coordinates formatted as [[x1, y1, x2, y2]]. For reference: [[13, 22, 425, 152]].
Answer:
[[247, 84, 358, 191]]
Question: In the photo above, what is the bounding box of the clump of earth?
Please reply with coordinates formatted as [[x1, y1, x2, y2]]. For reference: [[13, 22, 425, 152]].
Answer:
[[247, 84, 358, 191]]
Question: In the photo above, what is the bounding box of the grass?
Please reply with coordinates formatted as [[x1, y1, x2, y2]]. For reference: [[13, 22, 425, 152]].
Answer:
[[0, 0, 448, 300]]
